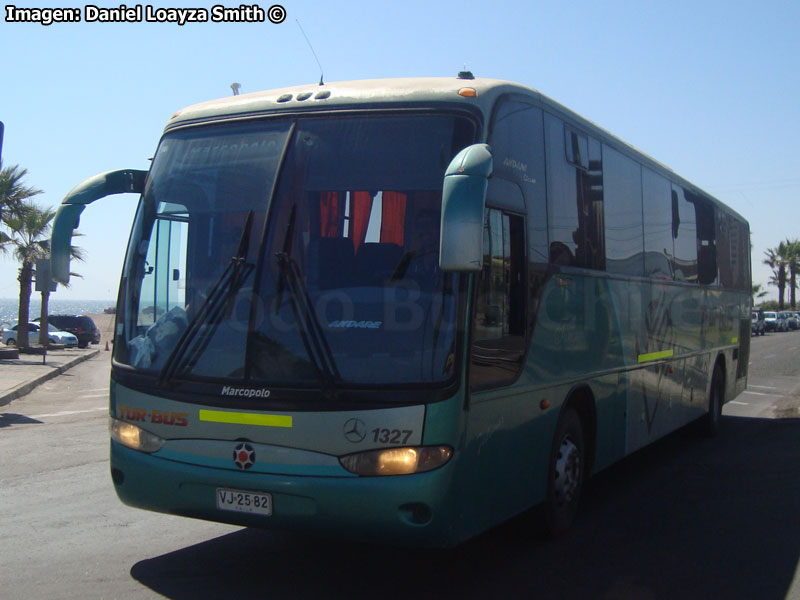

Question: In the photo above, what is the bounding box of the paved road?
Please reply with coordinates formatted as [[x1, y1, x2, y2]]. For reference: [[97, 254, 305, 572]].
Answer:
[[0, 354, 238, 599], [2, 337, 800, 599], [725, 328, 800, 419]]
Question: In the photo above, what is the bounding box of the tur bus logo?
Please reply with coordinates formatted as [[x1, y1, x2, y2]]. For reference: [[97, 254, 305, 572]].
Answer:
[[233, 442, 256, 470]]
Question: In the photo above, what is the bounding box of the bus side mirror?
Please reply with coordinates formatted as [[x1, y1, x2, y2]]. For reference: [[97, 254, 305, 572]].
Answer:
[[439, 143, 492, 272], [51, 169, 146, 283]]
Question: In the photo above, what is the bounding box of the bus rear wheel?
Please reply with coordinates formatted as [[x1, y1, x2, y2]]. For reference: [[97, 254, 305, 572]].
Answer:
[[543, 408, 585, 537]]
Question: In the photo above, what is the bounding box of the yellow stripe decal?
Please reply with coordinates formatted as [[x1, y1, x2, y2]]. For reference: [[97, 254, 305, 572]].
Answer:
[[637, 349, 674, 363], [198, 410, 293, 428], [731, 337, 739, 344]]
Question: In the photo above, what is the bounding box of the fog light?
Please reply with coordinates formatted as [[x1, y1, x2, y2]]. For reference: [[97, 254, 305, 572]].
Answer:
[[109, 417, 164, 453], [340, 446, 453, 476]]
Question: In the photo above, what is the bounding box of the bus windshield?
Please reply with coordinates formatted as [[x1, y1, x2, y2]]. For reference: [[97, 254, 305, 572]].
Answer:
[[115, 113, 475, 389]]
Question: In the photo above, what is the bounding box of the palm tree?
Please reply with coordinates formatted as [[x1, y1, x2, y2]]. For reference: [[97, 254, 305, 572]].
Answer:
[[0, 164, 43, 251], [764, 242, 789, 310], [752, 283, 768, 306], [4, 203, 56, 348], [785, 239, 800, 310]]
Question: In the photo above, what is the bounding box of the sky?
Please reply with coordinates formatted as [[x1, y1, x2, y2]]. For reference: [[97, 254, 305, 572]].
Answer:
[[1, 0, 799, 302]]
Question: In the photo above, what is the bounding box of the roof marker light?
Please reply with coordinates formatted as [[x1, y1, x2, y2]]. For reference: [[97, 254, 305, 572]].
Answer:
[[458, 88, 477, 98]]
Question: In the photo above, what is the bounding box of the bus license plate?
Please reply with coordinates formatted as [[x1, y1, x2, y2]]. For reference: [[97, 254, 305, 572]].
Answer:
[[216, 488, 272, 516]]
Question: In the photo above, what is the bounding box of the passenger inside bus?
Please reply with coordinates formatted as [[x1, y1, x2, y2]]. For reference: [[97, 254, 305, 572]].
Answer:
[[392, 208, 442, 288]]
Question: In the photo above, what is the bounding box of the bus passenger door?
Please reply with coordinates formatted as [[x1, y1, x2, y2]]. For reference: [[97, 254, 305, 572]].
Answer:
[[138, 208, 188, 329], [460, 207, 537, 536]]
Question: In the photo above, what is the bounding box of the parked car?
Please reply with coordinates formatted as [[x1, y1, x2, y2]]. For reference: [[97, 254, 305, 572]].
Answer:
[[764, 311, 780, 332], [780, 311, 798, 331], [38, 315, 101, 348], [751, 311, 765, 336], [2, 322, 79, 347]]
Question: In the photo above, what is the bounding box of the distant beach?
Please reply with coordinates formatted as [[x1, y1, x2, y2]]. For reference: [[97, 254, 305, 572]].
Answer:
[[86, 312, 116, 344], [0, 298, 116, 328]]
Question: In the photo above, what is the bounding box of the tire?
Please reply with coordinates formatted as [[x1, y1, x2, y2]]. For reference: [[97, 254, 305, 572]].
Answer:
[[78, 341, 88, 349], [7, 338, 16, 346], [543, 408, 585, 537], [701, 364, 724, 437]]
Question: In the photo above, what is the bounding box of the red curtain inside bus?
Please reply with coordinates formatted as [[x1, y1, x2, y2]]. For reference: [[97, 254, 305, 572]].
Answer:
[[319, 191, 340, 238], [350, 191, 373, 252], [380, 191, 406, 246]]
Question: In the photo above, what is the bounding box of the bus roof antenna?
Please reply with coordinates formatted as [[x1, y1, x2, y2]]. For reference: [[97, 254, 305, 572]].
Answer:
[[296, 19, 325, 86], [231, 82, 241, 96]]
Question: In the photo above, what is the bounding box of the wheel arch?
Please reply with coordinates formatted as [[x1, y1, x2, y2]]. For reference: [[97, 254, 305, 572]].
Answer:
[[560, 383, 597, 476]]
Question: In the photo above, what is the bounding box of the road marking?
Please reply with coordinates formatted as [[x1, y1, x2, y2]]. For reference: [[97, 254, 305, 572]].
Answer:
[[29, 407, 107, 419], [764, 354, 777, 359], [81, 393, 108, 399], [84, 388, 110, 393], [749, 385, 779, 390], [730, 401, 749, 406], [742, 391, 780, 397]]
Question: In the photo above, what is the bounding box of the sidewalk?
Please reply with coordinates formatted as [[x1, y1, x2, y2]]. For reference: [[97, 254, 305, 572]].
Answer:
[[0, 347, 101, 407]]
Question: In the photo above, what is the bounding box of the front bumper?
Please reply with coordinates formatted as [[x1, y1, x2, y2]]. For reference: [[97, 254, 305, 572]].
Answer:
[[110, 441, 460, 547]]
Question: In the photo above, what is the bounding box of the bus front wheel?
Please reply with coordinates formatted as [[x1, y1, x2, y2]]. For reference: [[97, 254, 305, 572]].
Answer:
[[543, 408, 585, 537]]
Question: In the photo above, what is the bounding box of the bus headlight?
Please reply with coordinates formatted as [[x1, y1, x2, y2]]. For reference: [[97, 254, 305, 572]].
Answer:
[[109, 417, 165, 453], [339, 446, 453, 476]]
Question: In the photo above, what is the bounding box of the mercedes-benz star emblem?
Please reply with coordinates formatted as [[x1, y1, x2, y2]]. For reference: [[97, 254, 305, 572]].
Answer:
[[233, 442, 255, 470], [343, 418, 366, 443]]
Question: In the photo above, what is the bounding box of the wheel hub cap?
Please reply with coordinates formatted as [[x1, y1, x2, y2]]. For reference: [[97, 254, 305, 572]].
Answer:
[[553, 437, 581, 507]]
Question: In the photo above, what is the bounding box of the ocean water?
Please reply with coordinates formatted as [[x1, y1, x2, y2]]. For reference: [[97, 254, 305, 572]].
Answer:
[[0, 298, 115, 327]]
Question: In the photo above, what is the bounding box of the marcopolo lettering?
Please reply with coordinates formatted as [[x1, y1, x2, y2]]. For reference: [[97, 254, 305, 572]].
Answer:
[[221, 386, 272, 398], [328, 320, 382, 329]]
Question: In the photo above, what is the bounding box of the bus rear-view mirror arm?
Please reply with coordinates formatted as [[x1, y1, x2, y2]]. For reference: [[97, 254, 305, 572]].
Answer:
[[439, 143, 492, 272], [51, 169, 147, 283]]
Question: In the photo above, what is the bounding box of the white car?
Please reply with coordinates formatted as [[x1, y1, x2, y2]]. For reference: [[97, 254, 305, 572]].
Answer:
[[2, 322, 79, 347]]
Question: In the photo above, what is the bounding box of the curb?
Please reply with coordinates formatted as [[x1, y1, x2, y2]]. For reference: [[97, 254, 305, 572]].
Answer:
[[0, 349, 101, 408]]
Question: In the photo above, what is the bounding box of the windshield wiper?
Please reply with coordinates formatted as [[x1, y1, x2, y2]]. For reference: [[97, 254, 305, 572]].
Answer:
[[273, 205, 340, 399], [158, 211, 255, 386]]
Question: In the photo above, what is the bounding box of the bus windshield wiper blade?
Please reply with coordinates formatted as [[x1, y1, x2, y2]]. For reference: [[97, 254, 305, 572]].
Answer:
[[272, 205, 340, 398], [158, 211, 255, 386], [275, 249, 341, 399]]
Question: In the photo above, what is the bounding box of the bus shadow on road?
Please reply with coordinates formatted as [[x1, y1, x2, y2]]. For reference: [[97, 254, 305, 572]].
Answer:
[[0, 413, 42, 428], [130, 416, 800, 600]]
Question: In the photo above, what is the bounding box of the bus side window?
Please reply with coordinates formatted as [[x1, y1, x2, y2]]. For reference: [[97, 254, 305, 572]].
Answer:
[[603, 145, 644, 276], [488, 98, 547, 263], [642, 168, 673, 280], [470, 208, 526, 389], [717, 211, 748, 291], [545, 115, 604, 270], [691, 193, 718, 285], [671, 185, 698, 282]]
